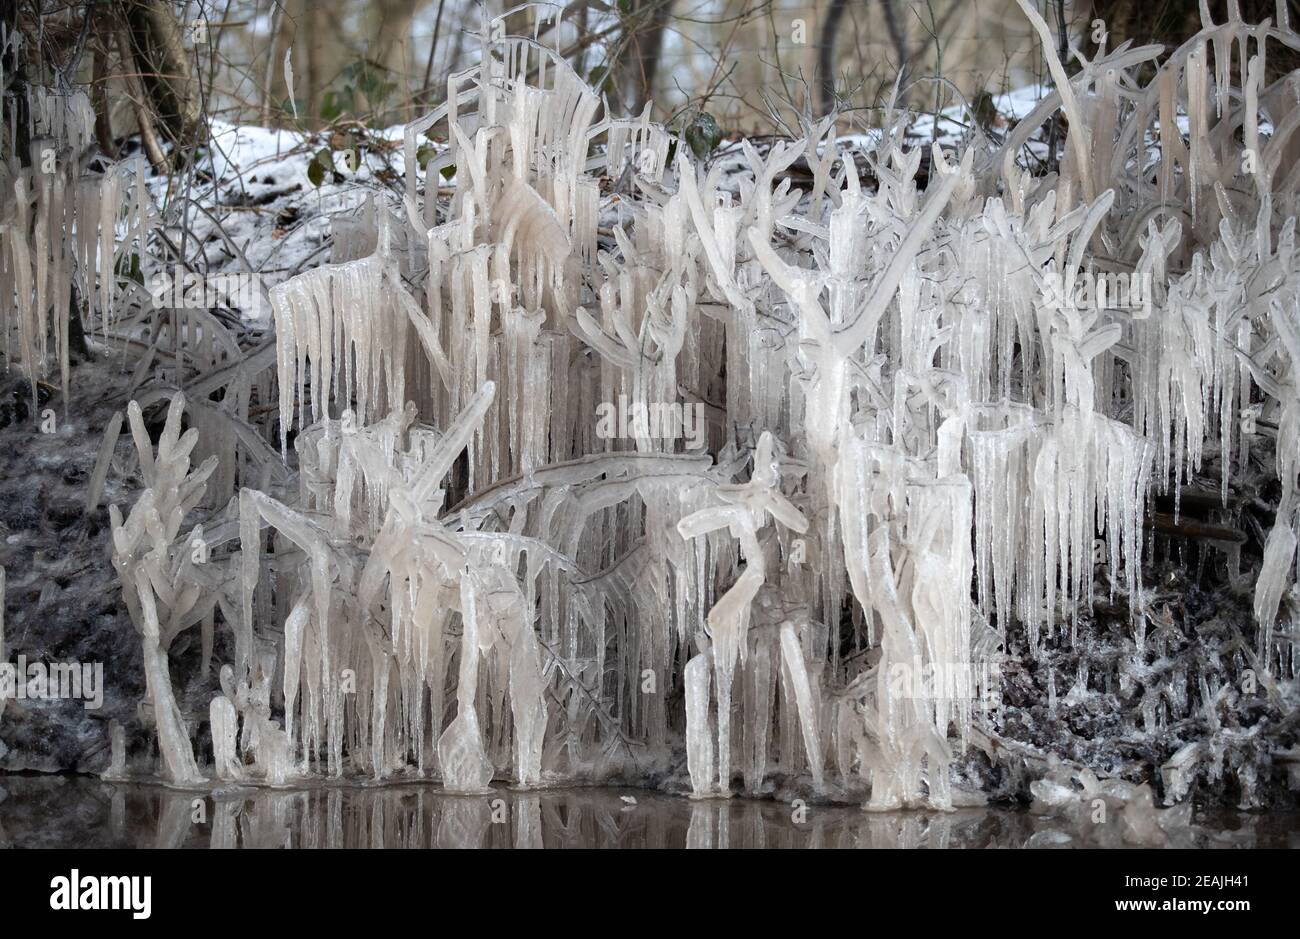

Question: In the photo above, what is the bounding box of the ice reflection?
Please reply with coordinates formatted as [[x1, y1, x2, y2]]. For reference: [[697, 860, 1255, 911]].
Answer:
[[0, 776, 1293, 848]]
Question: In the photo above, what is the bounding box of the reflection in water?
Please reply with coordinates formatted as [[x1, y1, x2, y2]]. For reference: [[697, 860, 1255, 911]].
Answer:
[[0, 776, 1294, 848]]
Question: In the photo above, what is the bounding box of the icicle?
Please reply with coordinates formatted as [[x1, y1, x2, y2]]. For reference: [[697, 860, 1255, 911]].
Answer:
[[779, 622, 825, 792], [85, 411, 124, 513], [684, 653, 715, 797]]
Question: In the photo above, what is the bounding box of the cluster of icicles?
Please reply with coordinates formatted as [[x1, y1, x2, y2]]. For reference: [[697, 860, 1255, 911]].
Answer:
[[1, 85, 153, 409], [79, 3, 1300, 808]]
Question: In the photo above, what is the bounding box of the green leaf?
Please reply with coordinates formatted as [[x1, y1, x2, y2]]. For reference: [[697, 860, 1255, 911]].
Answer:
[[439, 163, 456, 181], [685, 112, 723, 161], [307, 149, 333, 188], [416, 145, 437, 170]]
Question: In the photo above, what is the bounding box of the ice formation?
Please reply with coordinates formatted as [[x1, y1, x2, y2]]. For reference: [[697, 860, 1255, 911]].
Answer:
[[4, 4, 1299, 814], [1, 86, 153, 408], [109, 395, 216, 786]]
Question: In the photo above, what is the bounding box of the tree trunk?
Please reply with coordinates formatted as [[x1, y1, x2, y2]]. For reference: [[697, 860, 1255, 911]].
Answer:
[[618, 0, 673, 115], [123, 0, 199, 145], [117, 24, 169, 170], [817, 0, 849, 116], [92, 36, 117, 156]]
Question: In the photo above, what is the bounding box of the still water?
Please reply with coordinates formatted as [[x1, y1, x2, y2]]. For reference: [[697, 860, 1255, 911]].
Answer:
[[0, 775, 1294, 848]]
